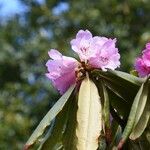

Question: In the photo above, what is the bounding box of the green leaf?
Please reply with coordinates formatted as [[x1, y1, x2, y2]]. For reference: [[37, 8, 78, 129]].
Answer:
[[109, 121, 122, 149], [130, 81, 150, 140], [127, 133, 150, 150], [38, 97, 71, 150], [108, 89, 129, 119], [101, 82, 112, 144], [145, 120, 150, 145], [127, 140, 142, 150], [108, 70, 144, 86], [145, 121, 150, 143], [38, 93, 77, 150], [103, 79, 127, 102], [92, 73, 130, 119], [132, 80, 149, 128], [94, 78, 127, 126], [129, 108, 150, 140], [117, 83, 145, 149], [98, 136, 107, 150], [62, 94, 78, 150], [92, 69, 144, 87], [102, 82, 110, 129], [138, 132, 150, 149], [130, 70, 138, 77], [91, 69, 143, 104], [24, 84, 75, 149]]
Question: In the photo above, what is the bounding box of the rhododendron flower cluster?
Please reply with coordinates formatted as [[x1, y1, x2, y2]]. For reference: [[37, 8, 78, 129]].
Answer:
[[135, 42, 150, 77], [46, 30, 120, 94]]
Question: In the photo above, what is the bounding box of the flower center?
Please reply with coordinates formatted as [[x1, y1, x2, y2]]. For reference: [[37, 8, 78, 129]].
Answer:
[[75, 61, 92, 81], [100, 56, 109, 65], [80, 47, 87, 52]]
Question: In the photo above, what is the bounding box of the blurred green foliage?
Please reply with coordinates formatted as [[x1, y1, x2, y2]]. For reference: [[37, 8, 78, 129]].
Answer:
[[0, 0, 150, 149]]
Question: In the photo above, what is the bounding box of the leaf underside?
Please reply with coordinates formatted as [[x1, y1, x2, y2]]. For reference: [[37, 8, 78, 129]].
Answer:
[[76, 77, 102, 150]]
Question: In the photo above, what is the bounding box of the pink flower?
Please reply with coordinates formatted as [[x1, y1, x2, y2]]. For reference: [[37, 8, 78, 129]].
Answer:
[[89, 38, 120, 71], [71, 30, 120, 71], [46, 30, 120, 94], [46, 49, 78, 94], [135, 42, 150, 77], [70, 30, 94, 61]]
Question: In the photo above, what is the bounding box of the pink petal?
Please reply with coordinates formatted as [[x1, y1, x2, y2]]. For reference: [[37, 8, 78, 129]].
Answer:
[[146, 42, 150, 49], [92, 36, 108, 47], [76, 29, 92, 39], [48, 49, 62, 60], [70, 29, 93, 61], [135, 42, 150, 77], [51, 70, 76, 94], [89, 38, 120, 70], [46, 51, 78, 94], [135, 58, 149, 77]]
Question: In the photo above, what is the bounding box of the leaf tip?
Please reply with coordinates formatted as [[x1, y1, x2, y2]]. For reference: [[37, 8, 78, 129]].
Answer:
[[117, 139, 125, 150], [23, 144, 31, 150]]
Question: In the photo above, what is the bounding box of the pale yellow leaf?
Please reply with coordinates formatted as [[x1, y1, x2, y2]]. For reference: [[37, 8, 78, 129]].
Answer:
[[76, 77, 102, 150]]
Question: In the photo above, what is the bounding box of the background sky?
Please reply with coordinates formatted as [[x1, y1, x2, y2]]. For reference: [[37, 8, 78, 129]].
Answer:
[[0, 0, 69, 21], [0, 0, 27, 18]]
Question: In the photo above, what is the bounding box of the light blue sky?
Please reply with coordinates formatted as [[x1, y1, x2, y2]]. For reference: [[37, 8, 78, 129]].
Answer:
[[0, 0, 27, 18], [0, 0, 69, 17], [52, 2, 69, 15]]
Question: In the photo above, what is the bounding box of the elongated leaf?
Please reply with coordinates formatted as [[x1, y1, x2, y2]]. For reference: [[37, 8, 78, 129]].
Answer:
[[101, 82, 112, 144], [127, 132, 150, 150], [117, 83, 144, 149], [137, 132, 150, 149], [108, 89, 129, 119], [76, 77, 102, 150], [127, 140, 142, 150], [102, 82, 110, 129], [129, 108, 150, 140], [98, 136, 106, 150], [103, 79, 126, 102], [145, 120, 150, 143], [63, 94, 78, 150], [108, 70, 144, 86], [132, 80, 149, 128], [130, 82, 150, 140], [94, 78, 127, 129], [38, 97, 71, 150], [110, 122, 122, 149], [92, 75, 130, 119], [24, 84, 75, 149], [91, 69, 144, 87], [91, 69, 143, 104]]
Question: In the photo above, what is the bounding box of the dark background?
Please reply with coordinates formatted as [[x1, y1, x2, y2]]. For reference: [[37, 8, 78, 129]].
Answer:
[[0, 0, 150, 149]]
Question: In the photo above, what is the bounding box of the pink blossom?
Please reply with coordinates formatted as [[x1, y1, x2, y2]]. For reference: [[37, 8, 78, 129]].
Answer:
[[71, 30, 120, 71], [89, 38, 120, 71], [46, 30, 120, 94], [135, 42, 150, 77], [70, 30, 94, 61], [46, 49, 78, 94]]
